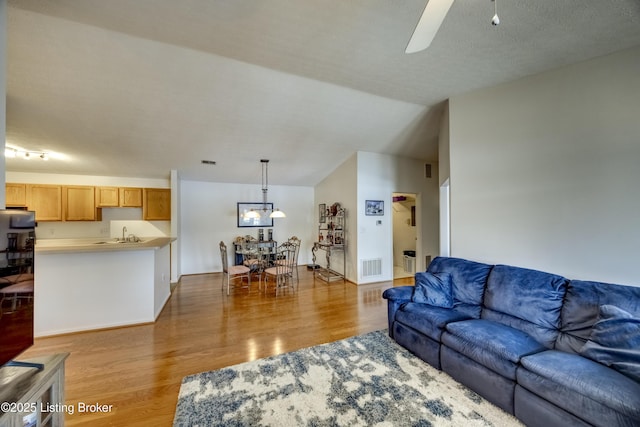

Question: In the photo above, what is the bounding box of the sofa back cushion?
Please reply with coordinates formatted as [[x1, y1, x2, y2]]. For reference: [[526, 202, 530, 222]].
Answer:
[[578, 304, 640, 382], [482, 264, 568, 348], [427, 257, 493, 318], [556, 279, 640, 354]]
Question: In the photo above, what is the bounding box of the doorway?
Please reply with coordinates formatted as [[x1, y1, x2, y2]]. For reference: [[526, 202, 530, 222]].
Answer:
[[392, 193, 417, 279]]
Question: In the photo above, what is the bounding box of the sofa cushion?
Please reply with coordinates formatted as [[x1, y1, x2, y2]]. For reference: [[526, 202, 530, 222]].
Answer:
[[413, 271, 453, 308], [579, 305, 640, 382], [427, 257, 493, 318], [519, 350, 640, 422], [395, 302, 470, 342], [442, 319, 546, 380], [482, 264, 567, 348], [556, 279, 640, 354]]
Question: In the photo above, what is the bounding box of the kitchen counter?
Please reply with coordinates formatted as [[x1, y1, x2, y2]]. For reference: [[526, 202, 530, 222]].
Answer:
[[34, 237, 174, 336], [36, 236, 175, 254]]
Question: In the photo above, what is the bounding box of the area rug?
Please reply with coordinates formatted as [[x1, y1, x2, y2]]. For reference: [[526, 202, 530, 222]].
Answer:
[[174, 330, 523, 426]]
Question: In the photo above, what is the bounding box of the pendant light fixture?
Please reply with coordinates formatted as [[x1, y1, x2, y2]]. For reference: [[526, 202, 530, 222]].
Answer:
[[245, 159, 286, 219]]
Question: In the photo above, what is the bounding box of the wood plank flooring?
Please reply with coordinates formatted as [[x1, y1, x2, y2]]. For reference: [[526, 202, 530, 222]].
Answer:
[[19, 268, 413, 426]]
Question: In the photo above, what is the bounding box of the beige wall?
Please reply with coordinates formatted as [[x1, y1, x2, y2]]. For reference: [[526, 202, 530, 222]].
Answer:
[[1, 0, 6, 206], [448, 46, 640, 286]]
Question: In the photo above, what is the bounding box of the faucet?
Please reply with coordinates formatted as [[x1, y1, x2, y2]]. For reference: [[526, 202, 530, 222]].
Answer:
[[122, 226, 127, 242]]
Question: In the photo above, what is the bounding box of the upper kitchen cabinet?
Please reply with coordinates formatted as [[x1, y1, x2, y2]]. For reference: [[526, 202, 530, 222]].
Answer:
[[63, 186, 98, 221], [143, 188, 171, 220], [27, 184, 63, 221], [5, 183, 27, 207], [120, 187, 143, 207], [96, 187, 143, 208], [96, 187, 119, 207]]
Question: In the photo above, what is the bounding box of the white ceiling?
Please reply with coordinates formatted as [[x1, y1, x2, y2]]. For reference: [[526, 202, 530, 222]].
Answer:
[[5, 0, 640, 185]]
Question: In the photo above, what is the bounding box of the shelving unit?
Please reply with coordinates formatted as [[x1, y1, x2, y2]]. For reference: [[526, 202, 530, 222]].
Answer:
[[0, 354, 69, 427], [312, 204, 346, 282]]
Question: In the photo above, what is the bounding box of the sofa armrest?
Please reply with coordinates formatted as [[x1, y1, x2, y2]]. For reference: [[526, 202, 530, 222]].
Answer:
[[382, 286, 414, 339], [382, 286, 414, 302]]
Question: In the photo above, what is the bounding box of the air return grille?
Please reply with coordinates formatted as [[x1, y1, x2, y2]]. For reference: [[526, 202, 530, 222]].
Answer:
[[361, 258, 382, 278], [425, 163, 432, 178]]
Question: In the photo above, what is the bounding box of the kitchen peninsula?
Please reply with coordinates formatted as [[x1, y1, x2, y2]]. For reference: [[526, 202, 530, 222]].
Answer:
[[34, 237, 174, 336]]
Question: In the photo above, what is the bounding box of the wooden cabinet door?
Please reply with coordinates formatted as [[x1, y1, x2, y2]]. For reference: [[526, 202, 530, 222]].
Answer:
[[120, 187, 142, 207], [27, 185, 63, 221], [96, 187, 119, 207], [143, 188, 171, 220], [6, 183, 27, 207], [63, 186, 96, 221]]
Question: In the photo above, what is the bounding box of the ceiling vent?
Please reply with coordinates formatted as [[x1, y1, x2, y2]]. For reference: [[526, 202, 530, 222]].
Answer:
[[201, 160, 217, 165]]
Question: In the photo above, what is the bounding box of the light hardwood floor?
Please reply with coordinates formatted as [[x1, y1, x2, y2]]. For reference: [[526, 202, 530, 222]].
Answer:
[[21, 268, 413, 426]]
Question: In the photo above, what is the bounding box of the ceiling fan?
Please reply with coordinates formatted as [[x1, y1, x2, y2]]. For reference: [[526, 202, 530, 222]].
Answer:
[[406, 0, 499, 54], [405, 0, 455, 53]]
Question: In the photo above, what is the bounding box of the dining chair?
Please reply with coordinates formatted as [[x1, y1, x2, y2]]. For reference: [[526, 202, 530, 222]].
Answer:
[[241, 237, 261, 272], [262, 241, 297, 296], [274, 236, 301, 283], [219, 241, 251, 295]]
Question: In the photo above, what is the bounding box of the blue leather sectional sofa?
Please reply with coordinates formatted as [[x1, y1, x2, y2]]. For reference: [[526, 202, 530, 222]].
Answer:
[[382, 256, 640, 427]]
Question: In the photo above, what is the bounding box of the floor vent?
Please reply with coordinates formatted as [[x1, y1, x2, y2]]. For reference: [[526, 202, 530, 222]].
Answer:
[[361, 258, 382, 278]]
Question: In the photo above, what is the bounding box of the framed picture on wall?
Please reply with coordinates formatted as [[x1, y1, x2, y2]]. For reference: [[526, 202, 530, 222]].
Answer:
[[319, 204, 326, 223], [237, 202, 274, 227], [365, 200, 384, 216]]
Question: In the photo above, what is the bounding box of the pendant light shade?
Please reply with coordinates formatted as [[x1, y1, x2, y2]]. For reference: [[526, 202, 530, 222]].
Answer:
[[244, 210, 261, 219], [269, 208, 286, 218]]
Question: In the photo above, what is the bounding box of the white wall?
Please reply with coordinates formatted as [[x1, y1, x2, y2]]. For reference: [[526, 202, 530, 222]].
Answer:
[[449, 46, 640, 286], [35, 249, 158, 336], [179, 179, 314, 275]]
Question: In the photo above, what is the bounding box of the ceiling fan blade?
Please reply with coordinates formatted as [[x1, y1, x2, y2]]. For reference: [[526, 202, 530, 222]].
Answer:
[[405, 0, 455, 53]]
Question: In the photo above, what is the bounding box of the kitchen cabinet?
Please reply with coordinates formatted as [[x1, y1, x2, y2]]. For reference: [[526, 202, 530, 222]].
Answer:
[[5, 183, 27, 207], [143, 188, 171, 220], [96, 186, 120, 207], [27, 184, 63, 221], [63, 186, 97, 221], [120, 187, 143, 207], [6, 183, 169, 222], [96, 187, 143, 208]]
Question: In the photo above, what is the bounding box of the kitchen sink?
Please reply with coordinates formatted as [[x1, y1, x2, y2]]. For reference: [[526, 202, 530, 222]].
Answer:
[[93, 238, 145, 245]]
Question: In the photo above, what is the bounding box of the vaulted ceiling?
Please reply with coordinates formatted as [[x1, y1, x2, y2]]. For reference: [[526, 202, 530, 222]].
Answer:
[[5, 0, 640, 185]]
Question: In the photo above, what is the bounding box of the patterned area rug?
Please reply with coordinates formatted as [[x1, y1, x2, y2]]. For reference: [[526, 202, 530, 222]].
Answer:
[[174, 330, 523, 426]]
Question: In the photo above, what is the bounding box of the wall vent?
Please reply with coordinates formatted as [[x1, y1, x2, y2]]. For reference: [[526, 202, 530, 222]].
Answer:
[[361, 258, 382, 278], [425, 163, 432, 178], [425, 255, 432, 268]]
